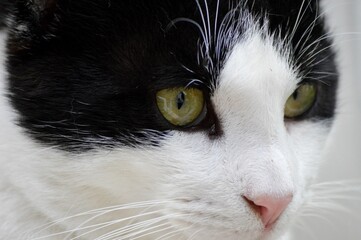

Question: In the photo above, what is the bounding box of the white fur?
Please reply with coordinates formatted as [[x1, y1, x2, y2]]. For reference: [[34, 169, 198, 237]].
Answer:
[[0, 21, 331, 240]]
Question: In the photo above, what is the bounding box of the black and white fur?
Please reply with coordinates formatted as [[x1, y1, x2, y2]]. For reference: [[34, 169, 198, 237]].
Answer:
[[0, 0, 338, 239]]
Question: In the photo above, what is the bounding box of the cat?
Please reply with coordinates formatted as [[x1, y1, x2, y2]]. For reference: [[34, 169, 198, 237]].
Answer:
[[0, 0, 338, 239]]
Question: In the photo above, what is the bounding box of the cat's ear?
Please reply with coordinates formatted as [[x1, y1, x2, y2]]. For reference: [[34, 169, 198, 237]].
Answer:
[[11, 0, 62, 41]]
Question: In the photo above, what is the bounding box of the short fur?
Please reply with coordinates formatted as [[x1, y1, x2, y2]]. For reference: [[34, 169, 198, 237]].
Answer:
[[0, 0, 338, 239]]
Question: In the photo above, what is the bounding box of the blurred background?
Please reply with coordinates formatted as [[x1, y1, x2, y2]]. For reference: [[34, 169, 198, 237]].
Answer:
[[293, 0, 361, 239]]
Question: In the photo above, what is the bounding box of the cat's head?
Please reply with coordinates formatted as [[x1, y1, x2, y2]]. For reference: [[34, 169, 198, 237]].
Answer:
[[4, 0, 337, 239]]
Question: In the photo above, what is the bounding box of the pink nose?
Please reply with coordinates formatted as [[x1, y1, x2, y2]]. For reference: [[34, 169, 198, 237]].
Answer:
[[244, 194, 293, 228]]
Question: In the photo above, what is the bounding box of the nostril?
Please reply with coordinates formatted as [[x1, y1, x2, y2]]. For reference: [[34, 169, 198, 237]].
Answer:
[[243, 196, 262, 213], [243, 194, 293, 228]]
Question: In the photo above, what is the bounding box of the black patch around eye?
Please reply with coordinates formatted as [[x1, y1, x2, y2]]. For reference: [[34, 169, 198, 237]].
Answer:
[[5, 0, 336, 152], [307, 80, 337, 120]]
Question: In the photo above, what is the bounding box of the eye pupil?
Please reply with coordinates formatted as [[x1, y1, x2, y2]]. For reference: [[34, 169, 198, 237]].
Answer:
[[292, 90, 299, 100], [177, 91, 185, 109]]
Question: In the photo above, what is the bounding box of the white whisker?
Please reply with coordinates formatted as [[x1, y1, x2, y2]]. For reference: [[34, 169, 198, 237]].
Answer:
[[123, 224, 175, 240], [195, 0, 210, 50], [31, 200, 173, 238], [187, 227, 204, 240], [168, 18, 207, 47], [294, 220, 319, 240], [95, 214, 188, 240], [214, 0, 220, 44], [64, 210, 163, 240], [92, 221, 168, 240], [290, 0, 308, 41], [202, 0, 212, 49]]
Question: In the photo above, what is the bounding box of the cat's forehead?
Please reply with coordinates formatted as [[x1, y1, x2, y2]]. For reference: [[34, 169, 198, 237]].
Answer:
[[212, 31, 296, 142], [216, 31, 296, 101]]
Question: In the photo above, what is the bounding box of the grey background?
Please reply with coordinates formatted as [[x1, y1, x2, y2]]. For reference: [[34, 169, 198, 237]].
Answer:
[[293, 0, 361, 239]]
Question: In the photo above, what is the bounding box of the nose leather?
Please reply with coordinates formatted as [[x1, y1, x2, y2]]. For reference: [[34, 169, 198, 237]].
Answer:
[[244, 194, 293, 228]]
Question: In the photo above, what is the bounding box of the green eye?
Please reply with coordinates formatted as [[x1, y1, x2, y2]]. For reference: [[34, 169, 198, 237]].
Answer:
[[284, 83, 317, 118], [156, 87, 205, 127]]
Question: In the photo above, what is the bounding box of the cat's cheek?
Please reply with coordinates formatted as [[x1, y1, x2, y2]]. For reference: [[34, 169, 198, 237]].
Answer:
[[286, 120, 332, 185], [285, 120, 333, 213], [152, 119, 332, 236], [151, 132, 287, 236]]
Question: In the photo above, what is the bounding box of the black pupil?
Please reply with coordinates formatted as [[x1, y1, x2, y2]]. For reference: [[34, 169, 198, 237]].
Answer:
[[292, 89, 299, 100], [177, 92, 185, 109]]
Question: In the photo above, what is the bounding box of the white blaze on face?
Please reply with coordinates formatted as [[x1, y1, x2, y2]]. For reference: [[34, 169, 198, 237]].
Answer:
[[213, 32, 297, 200]]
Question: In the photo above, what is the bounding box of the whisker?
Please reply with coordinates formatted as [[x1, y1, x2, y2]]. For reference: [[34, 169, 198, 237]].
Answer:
[[156, 224, 193, 240], [64, 210, 163, 240], [201, 0, 212, 49], [294, 220, 318, 240], [87, 221, 169, 240], [167, 18, 207, 47], [312, 180, 361, 190], [95, 223, 170, 240], [213, 0, 220, 44], [155, 229, 183, 240], [187, 227, 204, 240], [293, 4, 320, 53], [195, 0, 210, 49], [123, 224, 175, 240], [297, 212, 337, 225], [33, 211, 162, 240], [95, 214, 188, 240], [31, 200, 173, 238], [290, 0, 309, 42], [63, 203, 164, 239], [297, 32, 360, 64]]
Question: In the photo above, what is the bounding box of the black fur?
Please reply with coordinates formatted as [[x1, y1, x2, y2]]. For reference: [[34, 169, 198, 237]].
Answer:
[[5, 0, 338, 151], [0, 0, 13, 28]]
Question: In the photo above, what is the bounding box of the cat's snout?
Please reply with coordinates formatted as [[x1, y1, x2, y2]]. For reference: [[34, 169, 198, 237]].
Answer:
[[243, 194, 293, 228]]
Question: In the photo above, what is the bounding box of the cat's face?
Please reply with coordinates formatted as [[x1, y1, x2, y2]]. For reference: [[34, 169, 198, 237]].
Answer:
[[3, 0, 337, 239]]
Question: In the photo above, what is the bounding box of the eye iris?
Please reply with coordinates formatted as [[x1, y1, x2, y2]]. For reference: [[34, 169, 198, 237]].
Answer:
[[284, 83, 317, 118], [156, 88, 204, 127]]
